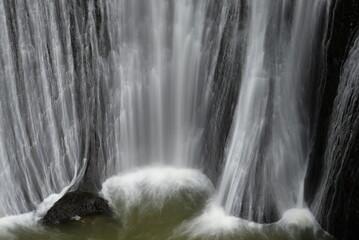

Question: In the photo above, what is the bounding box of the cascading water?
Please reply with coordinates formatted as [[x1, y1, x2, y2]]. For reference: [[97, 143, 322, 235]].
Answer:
[[0, 0, 231, 217], [96, 0, 217, 173], [218, 0, 331, 222], [0, 0, 89, 217]]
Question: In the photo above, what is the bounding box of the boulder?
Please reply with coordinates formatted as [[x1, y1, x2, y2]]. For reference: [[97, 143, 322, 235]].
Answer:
[[42, 191, 113, 226]]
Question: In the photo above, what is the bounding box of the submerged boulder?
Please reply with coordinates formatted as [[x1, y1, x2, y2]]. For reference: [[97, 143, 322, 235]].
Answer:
[[42, 191, 113, 226]]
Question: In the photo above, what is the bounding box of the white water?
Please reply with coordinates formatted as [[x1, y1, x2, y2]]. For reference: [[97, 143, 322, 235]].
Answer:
[[218, 0, 331, 222], [0, 0, 88, 216], [98, 0, 220, 172], [0, 167, 333, 240], [0, 0, 229, 217], [0, 169, 85, 239], [100, 167, 214, 215]]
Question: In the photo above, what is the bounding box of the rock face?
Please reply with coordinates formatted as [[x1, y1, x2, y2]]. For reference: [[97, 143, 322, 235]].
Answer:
[[304, 0, 359, 240], [42, 191, 113, 226], [305, 0, 359, 201]]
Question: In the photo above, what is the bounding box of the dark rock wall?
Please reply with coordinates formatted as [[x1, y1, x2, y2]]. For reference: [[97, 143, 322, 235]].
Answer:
[[314, 31, 359, 239], [305, 0, 359, 239]]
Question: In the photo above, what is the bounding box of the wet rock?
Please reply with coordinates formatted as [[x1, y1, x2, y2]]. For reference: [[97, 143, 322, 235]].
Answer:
[[305, 0, 359, 239], [42, 191, 113, 226], [305, 0, 359, 202]]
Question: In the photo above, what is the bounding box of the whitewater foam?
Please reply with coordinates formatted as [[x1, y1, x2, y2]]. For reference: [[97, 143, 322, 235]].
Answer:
[[279, 208, 318, 228], [0, 167, 334, 240], [0, 170, 83, 239], [101, 166, 214, 214], [173, 202, 242, 239]]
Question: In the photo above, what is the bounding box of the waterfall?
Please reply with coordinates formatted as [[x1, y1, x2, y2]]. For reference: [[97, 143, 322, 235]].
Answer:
[[0, 0, 350, 235], [0, 0, 234, 217], [217, 0, 331, 222], [0, 0, 89, 217], [96, 0, 216, 173]]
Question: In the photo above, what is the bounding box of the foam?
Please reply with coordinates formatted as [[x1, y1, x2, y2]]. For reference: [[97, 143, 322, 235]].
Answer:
[[0, 166, 332, 240], [173, 202, 242, 239], [0, 175, 79, 238], [274, 208, 334, 240], [0, 213, 34, 239], [100, 166, 214, 214], [278, 208, 318, 228], [172, 204, 331, 240]]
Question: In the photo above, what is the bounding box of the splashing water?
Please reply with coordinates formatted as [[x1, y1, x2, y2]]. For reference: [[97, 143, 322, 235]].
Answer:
[[0, 167, 334, 240]]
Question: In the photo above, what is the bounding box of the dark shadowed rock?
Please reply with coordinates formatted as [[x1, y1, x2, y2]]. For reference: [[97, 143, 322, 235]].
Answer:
[[42, 191, 113, 226], [305, 0, 359, 204], [304, 0, 359, 239]]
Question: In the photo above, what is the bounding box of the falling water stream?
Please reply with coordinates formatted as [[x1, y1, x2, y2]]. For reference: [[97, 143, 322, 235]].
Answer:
[[0, 0, 343, 239], [218, 0, 330, 222]]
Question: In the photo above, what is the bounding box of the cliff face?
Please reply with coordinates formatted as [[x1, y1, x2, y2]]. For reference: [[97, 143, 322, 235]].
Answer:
[[305, 0, 359, 239]]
